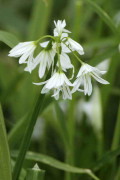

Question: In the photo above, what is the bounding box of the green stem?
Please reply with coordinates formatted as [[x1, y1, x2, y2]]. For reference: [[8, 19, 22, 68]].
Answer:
[[72, 51, 84, 64], [56, 38, 62, 72], [12, 93, 45, 180], [35, 35, 55, 44]]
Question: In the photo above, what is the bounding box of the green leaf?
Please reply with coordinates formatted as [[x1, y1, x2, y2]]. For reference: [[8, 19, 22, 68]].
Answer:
[[83, 0, 118, 34], [28, 0, 53, 40], [11, 160, 26, 180], [92, 146, 120, 171], [12, 151, 100, 180], [0, 30, 19, 48], [71, 0, 83, 40], [0, 104, 12, 180], [90, 47, 118, 66], [111, 102, 120, 150]]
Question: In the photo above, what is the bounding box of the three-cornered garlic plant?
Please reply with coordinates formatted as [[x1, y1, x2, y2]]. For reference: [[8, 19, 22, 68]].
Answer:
[[8, 20, 109, 100]]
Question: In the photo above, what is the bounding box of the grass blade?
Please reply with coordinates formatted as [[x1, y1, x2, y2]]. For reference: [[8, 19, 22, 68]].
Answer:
[[83, 0, 118, 34], [93, 146, 120, 171], [28, 0, 53, 40], [0, 104, 12, 180], [111, 102, 120, 150]]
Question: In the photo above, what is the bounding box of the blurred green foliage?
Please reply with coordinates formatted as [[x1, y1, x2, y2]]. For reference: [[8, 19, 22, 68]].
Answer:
[[0, 0, 120, 180]]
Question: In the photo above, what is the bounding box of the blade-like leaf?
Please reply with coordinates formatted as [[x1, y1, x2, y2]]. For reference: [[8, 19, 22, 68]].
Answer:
[[83, 0, 118, 34], [28, 0, 53, 40], [12, 151, 100, 180], [0, 30, 19, 48], [111, 102, 120, 150], [0, 104, 12, 180], [92, 146, 120, 171]]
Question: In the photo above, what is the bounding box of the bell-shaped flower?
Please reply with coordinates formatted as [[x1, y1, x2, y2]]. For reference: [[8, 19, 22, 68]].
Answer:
[[65, 38, 84, 55], [25, 41, 55, 77], [34, 72, 73, 100], [72, 63, 109, 96], [33, 49, 55, 78], [8, 41, 36, 64]]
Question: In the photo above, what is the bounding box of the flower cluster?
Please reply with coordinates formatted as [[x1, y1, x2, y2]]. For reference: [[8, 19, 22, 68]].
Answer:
[[8, 20, 109, 100]]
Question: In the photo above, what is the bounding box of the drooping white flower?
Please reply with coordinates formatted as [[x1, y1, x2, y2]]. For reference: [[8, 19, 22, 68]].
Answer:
[[65, 38, 84, 55], [54, 20, 71, 37], [8, 41, 36, 64], [72, 63, 109, 96], [34, 72, 73, 100], [26, 49, 55, 78], [25, 40, 55, 76]]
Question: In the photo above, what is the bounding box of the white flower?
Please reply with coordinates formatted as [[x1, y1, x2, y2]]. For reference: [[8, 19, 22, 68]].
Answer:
[[65, 38, 84, 55], [54, 20, 71, 37], [72, 63, 109, 96], [25, 41, 56, 76], [26, 49, 55, 78], [34, 72, 73, 100], [8, 41, 36, 64]]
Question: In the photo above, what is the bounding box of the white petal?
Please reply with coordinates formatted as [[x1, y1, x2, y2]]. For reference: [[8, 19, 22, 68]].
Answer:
[[40, 41, 49, 48], [41, 86, 50, 94], [9, 42, 35, 57], [68, 38, 84, 55], [72, 77, 82, 93], [91, 73, 109, 84], [45, 73, 59, 89], [19, 51, 31, 64], [52, 89, 60, 98], [62, 85, 72, 100], [9, 42, 33, 53], [77, 65, 87, 77], [27, 53, 34, 73], [60, 53, 73, 70], [39, 57, 47, 78], [61, 43, 71, 53], [85, 74, 92, 96], [33, 80, 48, 86], [62, 73, 73, 86]]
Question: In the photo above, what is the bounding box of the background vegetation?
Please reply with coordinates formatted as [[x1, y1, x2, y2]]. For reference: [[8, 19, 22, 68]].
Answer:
[[0, 0, 120, 180]]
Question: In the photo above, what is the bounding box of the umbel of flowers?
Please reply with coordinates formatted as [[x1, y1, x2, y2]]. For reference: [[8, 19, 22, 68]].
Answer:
[[8, 20, 109, 100]]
